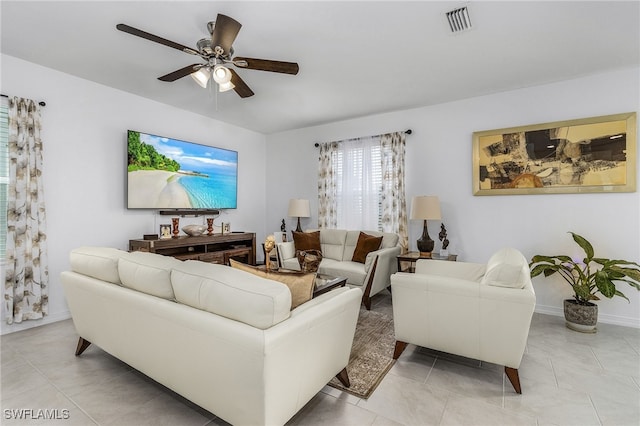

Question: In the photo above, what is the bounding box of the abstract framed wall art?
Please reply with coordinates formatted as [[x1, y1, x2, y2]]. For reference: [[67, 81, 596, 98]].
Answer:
[[472, 112, 637, 195]]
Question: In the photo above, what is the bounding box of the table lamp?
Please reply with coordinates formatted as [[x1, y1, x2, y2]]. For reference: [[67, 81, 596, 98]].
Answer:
[[288, 199, 310, 232], [410, 196, 442, 256]]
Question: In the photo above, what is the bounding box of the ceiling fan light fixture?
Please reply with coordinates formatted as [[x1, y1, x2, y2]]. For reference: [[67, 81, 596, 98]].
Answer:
[[212, 65, 232, 84], [191, 67, 211, 88], [218, 81, 235, 92], [117, 14, 297, 99]]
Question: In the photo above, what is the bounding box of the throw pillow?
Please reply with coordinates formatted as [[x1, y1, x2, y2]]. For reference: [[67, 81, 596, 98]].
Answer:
[[292, 231, 322, 252], [351, 232, 383, 263], [229, 260, 316, 309]]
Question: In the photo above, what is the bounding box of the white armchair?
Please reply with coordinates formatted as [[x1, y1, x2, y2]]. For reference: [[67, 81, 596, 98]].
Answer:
[[391, 248, 536, 393]]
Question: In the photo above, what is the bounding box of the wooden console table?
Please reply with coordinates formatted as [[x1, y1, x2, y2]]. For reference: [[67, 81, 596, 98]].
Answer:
[[129, 232, 256, 265]]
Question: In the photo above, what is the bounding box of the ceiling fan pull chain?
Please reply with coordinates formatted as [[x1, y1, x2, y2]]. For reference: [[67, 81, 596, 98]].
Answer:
[[215, 81, 219, 112], [211, 57, 218, 111]]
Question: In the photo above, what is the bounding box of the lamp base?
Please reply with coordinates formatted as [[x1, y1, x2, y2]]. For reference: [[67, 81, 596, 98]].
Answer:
[[416, 219, 435, 253], [417, 238, 435, 253], [418, 251, 433, 258]]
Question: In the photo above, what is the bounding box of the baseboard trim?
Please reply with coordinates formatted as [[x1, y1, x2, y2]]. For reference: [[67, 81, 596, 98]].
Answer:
[[535, 303, 640, 329], [0, 310, 71, 335]]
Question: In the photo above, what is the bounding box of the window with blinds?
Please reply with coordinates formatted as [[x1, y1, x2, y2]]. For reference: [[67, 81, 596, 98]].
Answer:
[[0, 98, 8, 262], [334, 139, 383, 230]]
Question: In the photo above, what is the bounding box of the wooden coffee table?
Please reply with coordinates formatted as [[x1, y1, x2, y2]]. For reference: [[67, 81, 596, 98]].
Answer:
[[313, 273, 347, 297], [255, 266, 347, 298]]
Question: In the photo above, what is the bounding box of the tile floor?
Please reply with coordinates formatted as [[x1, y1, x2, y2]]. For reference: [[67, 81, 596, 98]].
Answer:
[[1, 293, 639, 426]]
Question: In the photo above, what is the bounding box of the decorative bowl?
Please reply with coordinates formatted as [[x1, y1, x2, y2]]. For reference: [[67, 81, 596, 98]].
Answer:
[[182, 225, 207, 237], [297, 250, 323, 273]]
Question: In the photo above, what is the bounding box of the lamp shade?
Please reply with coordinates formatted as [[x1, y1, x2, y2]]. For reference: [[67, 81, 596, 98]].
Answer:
[[212, 65, 232, 84], [410, 196, 442, 220], [218, 81, 235, 92], [288, 199, 310, 218], [191, 67, 211, 88]]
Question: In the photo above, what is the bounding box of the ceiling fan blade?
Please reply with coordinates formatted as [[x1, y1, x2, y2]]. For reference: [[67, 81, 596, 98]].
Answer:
[[158, 64, 203, 82], [230, 69, 254, 98], [233, 57, 299, 75], [116, 23, 200, 55], [211, 14, 242, 56]]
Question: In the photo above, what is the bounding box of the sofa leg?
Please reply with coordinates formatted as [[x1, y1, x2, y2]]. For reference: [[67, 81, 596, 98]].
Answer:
[[336, 367, 351, 387], [361, 258, 378, 311], [75, 337, 92, 356], [363, 297, 372, 311], [393, 340, 408, 359], [505, 367, 522, 394]]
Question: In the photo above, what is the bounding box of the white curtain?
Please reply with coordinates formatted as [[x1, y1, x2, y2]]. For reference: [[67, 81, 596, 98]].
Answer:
[[4, 97, 49, 324], [317, 141, 338, 229], [380, 132, 408, 252]]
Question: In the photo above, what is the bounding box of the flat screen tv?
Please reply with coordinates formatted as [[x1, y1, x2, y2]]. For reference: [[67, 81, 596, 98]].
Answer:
[[127, 130, 238, 210]]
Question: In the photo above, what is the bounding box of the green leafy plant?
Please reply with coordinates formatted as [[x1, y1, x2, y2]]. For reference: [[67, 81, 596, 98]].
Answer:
[[529, 232, 640, 305]]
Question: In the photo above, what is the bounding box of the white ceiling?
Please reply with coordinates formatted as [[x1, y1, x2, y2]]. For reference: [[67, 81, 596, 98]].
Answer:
[[2, 1, 639, 134]]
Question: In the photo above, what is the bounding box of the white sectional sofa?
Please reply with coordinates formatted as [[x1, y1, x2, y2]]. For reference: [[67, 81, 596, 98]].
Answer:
[[276, 229, 401, 309], [391, 247, 536, 393], [60, 247, 362, 426]]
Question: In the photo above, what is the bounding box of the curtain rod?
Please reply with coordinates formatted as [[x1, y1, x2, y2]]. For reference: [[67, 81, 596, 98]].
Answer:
[[314, 129, 412, 148], [1, 93, 46, 107]]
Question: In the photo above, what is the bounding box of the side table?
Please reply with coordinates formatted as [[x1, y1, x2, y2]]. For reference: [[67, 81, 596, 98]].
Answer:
[[397, 252, 458, 273]]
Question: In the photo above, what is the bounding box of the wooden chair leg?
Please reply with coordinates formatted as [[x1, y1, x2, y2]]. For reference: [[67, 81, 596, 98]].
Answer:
[[75, 337, 92, 356], [505, 366, 522, 394], [393, 340, 408, 359], [360, 258, 378, 311], [336, 367, 351, 387]]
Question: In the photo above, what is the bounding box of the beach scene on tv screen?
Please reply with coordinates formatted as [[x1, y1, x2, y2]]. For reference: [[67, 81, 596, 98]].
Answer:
[[127, 131, 238, 209]]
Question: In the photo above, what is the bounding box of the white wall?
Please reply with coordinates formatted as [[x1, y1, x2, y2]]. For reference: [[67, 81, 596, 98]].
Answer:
[[1, 54, 267, 334], [2, 54, 638, 331], [266, 67, 640, 328]]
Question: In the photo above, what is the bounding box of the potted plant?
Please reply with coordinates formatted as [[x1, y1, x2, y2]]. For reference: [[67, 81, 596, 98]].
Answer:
[[529, 232, 640, 333]]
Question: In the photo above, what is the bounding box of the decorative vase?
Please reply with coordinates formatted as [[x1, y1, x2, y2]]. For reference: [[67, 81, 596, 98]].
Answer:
[[206, 218, 214, 235], [563, 299, 598, 333], [171, 218, 180, 238]]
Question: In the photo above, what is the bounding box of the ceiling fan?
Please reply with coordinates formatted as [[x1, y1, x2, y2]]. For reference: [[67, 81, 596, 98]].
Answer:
[[116, 14, 299, 98]]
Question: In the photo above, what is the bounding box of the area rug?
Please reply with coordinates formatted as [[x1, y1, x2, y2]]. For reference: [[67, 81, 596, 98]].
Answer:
[[328, 307, 396, 399]]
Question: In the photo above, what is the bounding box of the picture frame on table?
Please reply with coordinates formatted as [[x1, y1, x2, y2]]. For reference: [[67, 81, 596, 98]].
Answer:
[[472, 112, 636, 195], [159, 224, 172, 239], [273, 232, 287, 243]]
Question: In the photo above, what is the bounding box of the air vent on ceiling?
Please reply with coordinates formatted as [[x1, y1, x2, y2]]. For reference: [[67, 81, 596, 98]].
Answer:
[[446, 6, 472, 33]]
